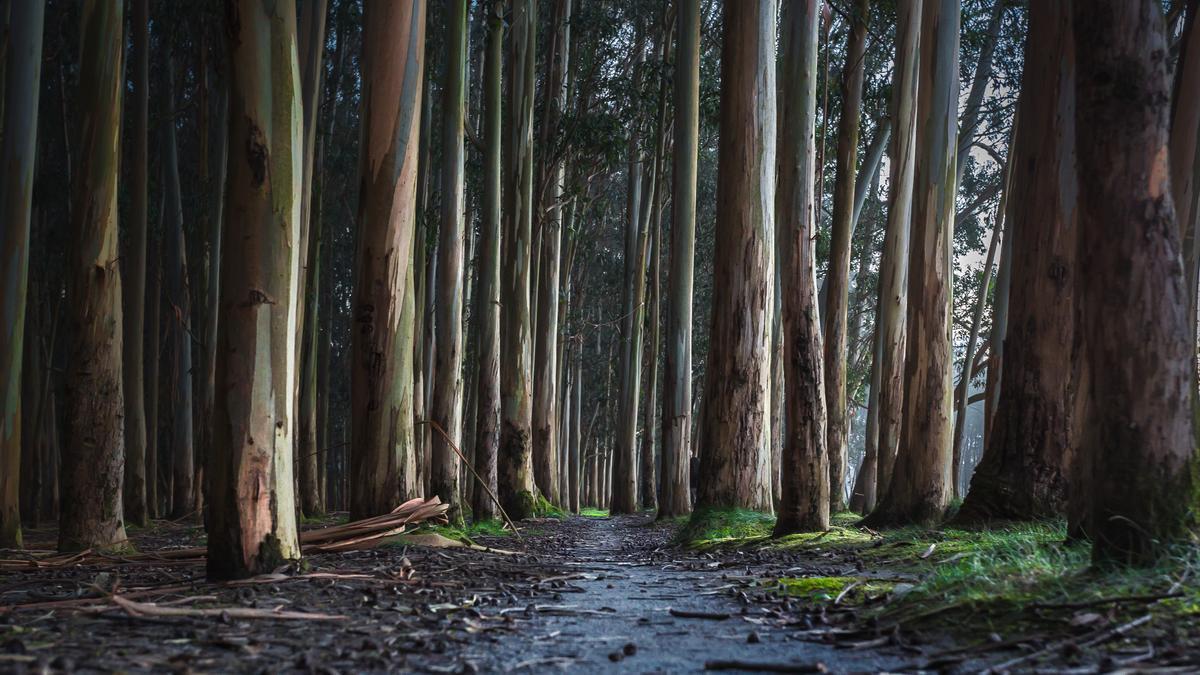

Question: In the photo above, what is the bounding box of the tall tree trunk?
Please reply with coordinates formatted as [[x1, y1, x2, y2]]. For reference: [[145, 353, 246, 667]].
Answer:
[[659, 0, 700, 519], [298, 227, 323, 516], [472, 0, 503, 523], [0, 0, 45, 548], [350, 0, 426, 520], [533, 0, 573, 507], [499, 0, 538, 520], [207, 0, 305, 580], [956, 2, 1077, 524], [695, 0, 776, 513], [866, 0, 958, 528], [872, 0, 920, 500], [145, 242, 162, 518], [1172, 0, 1200, 347], [162, 61, 195, 521], [570, 345, 582, 513], [1074, 0, 1196, 566], [775, 0, 828, 534], [611, 127, 644, 516], [984, 209, 1013, 439], [61, 0, 128, 552], [119, 0, 149, 528], [640, 183, 663, 511], [431, 0, 468, 521], [823, 0, 870, 514]]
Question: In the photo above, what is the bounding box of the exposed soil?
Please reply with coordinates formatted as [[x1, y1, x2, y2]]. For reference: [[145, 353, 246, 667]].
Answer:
[[3, 513, 1188, 673]]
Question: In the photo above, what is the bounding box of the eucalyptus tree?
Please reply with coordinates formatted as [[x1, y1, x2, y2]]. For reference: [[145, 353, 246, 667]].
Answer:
[[0, 0, 46, 548], [472, 0, 504, 522], [1073, 0, 1196, 566], [500, 0, 539, 519], [350, 0, 426, 520], [955, 0, 1078, 523], [430, 0, 469, 521], [659, 0, 700, 520], [872, 0, 921, 504], [694, 0, 776, 513], [61, 0, 128, 552], [207, 0, 306, 580], [866, 0, 959, 528], [823, 0, 870, 513], [774, 0, 829, 535], [1172, 0, 1200, 339]]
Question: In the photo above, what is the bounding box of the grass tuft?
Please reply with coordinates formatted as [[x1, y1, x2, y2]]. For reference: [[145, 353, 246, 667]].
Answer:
[[677, 507, 774, 547]]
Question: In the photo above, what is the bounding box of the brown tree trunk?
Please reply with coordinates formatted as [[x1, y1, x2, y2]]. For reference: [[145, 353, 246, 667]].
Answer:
[[775, 0, 829, 534], [823, 0, 870, 514], [500, 0, 538, 520], [0, 0, 45, 548], [955, 6, 1077, 524], [865, 0, 958, 528], [61, 0, 128, 552], [695, 0, 776, 513], [1073, 0, 1196, 566], [206, 0, 305, 580]]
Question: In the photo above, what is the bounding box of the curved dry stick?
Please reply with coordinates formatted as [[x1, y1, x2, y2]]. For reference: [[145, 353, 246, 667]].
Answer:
[[419, 419, 523, 539]]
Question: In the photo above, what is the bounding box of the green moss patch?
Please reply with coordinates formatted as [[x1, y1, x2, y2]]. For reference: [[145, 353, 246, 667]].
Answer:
[[677, 507, 774, 547], [579, 507, 609, 518]]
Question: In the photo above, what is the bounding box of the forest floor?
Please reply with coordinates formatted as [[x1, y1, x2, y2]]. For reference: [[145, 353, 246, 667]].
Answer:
[[1, 510, 1198, 673]]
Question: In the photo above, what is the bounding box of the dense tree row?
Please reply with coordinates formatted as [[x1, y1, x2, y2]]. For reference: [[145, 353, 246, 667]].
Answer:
[[0, 0, 1196, 578]]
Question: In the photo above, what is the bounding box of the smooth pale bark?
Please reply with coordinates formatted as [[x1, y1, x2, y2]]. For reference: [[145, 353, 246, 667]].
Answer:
[[472, 0, 503, 523], [500, 0, 538, 519], [61, 0, 128, 552], [118, 0, 148, 528], [873, 0, 920, 499], [1172, 0, 1200, 342], [431, 0, 468, 520], [570, 347, 582, 513], [298, 227, 322, 516], [866, 0, 958, 528], [659, 0, 700, 519], [852, 319, 885, 513], [162, 63, 195, 520], [641, 179, 663, 511], [695, 0, 776, 513], [845, 176, 882, 514], [206, 0, 304, 580], [774, 0, 829, 534], [957, 4, 1079, 524], [350, 0, 425, 520], [0, 0, 45, 548], [533, 0, 573, 507], [823, 0, 869, 513], [1074, 0, 1195, 566]]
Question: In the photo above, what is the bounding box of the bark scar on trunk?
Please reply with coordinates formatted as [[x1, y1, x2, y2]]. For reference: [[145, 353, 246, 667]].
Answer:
[[246, 121, 269, 187]]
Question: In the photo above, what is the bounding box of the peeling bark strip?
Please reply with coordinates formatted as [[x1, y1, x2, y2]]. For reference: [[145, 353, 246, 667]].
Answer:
[[350, 0, 425, 522], [956, 0, 1076, 525], [866, 0, 958, 528], [207, 0, 304, 581], [696, 0, 776, 513], [1073, 0, 1196, 566], [500, 0, 538, 520], [0, 0, 46, 549], [61, 0, 128, 553], [775, 0, 829, 534]]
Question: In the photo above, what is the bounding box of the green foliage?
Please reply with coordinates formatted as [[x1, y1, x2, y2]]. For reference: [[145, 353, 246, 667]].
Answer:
[[677, 507, 774, 547], [534, 495, 567, 519], [430, 519, 513, 542], [579, 507, 609, 518]]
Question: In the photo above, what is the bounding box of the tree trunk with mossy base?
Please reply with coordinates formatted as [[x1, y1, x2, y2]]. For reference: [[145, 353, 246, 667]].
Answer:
[[500, 0, 538, 520], [955, 0, 1077, 525], [774, 0, 829, 535], [349, 0, 425, 521], [694, 0, 776, 514], [1073, 0, 1197, 566], [60, 0, 129, 553], [864, 0, 958, 529], [206, 0, 305, 580]]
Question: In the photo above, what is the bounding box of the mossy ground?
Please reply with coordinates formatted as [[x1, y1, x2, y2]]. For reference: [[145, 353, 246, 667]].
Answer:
[[429, 518, 513, 542], [579, 507, 609, 518], [676, 508, 1200, 644]]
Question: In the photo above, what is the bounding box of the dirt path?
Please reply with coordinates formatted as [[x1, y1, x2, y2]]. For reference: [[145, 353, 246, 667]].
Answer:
[[0, 514, 914, 673], [471, 514, 904, 673]]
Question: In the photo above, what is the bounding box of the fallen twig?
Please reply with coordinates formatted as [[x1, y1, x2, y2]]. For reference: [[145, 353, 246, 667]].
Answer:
[[705, 659, 827, 672], [983, 614, 1152, 673], [670, 608, 730, 620], [110, 594, 348, 621]]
